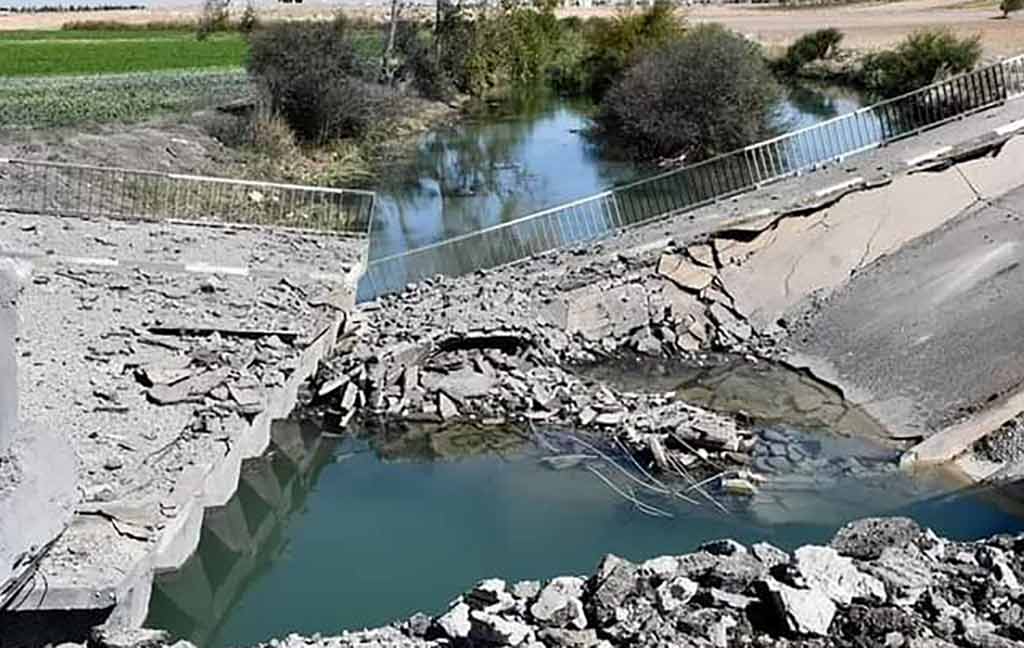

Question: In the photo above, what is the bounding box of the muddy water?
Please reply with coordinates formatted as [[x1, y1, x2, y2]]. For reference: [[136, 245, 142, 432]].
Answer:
[[147, 414, 1024, 648]]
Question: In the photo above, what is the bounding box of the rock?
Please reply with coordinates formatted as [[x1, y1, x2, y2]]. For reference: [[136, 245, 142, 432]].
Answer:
[[467, 578, 514, 611], [722, 477, 758, 496], [594, 411, 625, 426], [640, 555, 680, 582], [436, 369, 496, 401], [830, 517, 922, 560], [658, 253, 715, 292], [90, 628, 173, 648], [436, 601, 472, 639], [469, 609, 532, 646], [793, 545, 886, 606], [700, 539, 748, 557], [656, 575, 698, 613], [438, 392, 459, 421], [536, 628, 601, 648], [709, 588, 756, 610], [589, 554, 638, 626], [865, 545, 934, 607], [530, 576, 588, 630], [751, 542, 790, 569], [579, 407, 598, 426], [977, 546, 1022, 594], [512, 580, 542, 601], [758, 577, 836, 636]]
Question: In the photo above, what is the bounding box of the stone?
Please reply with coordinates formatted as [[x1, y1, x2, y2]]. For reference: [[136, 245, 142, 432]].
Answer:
[[751, 542, 790, 569], [470, 609, 532, 646], [530, 576, 588, 630], [438, 392, 459, 421], [589, 554, 638, 626], [709, 588, 756, 610], [656, 575, 698, 614], [658, 253, 715, 292], [512, 580, 542, 601], [977, 546, 1023, 593], [793, 545, 886, 606], [537, 628, 602, 648], [91, 628, 173, 648], [467, 578, 511, 610], [640, 555, 680, 581], [721, 477, 758, 496], [758, 578, 836, 636], [699, 539, 748, 557], [830, 517, 922, 560], [594, 411, 624, 426], [579, 407, 598, 426], [437, 601, 472, 639], [865, 545, 934, 607], [436, 369, 496, 402]]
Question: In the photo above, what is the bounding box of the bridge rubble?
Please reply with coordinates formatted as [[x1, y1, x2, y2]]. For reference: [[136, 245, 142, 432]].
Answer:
[[0, 213, 364, 642]]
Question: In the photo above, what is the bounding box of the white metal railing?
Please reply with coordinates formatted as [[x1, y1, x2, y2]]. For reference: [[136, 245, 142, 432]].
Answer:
[[362, 53, 1023, 297], [0, 158, 375, 236]]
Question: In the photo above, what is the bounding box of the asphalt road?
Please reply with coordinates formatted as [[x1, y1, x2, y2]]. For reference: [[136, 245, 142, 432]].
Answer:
[[788, 182, 1024, 439]]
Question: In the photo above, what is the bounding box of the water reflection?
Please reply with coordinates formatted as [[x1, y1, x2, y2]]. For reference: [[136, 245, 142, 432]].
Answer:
[[148, 416, 1024, 648], [359, 83, 871, 301]]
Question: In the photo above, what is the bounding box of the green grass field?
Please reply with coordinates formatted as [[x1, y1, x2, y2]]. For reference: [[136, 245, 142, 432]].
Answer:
[[0, 30, 249, 76]]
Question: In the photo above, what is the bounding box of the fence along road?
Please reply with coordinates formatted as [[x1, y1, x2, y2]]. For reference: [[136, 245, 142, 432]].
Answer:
[[0, 158, 376, 237], [361, 53, 1024, 300]]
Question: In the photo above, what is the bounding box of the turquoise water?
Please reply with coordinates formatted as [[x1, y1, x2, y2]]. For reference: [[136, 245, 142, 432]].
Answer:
[[147, 419, 1024, 648]]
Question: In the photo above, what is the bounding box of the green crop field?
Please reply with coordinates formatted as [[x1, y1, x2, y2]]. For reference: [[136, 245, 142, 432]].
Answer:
[[0, 30, 249, 76]]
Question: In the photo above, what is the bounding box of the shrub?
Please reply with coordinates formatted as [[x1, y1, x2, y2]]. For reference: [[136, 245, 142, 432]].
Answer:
[[568, 1, 686, 97], [1002, 0, 1024, 17], [246, 21, 393, 143], [778, 27, 844, 75], [238, 3, 259, 34], [196, 0, 230, 40], [861, 29, 982, 97], [597, 24, 780, 161]]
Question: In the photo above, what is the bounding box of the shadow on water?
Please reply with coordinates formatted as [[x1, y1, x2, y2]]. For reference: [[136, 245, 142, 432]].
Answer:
[[148, 410, 1024, 648]]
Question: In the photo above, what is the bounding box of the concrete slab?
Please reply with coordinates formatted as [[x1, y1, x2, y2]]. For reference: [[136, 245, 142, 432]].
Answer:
[[788, 183, 1024, 439]]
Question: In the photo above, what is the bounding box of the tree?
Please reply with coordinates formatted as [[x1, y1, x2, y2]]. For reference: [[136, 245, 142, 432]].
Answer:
[[861, 29, 982, 97], [597, 24, 780, 162], [197, 0, 230, 41], [1002, 0, 1024, 18]]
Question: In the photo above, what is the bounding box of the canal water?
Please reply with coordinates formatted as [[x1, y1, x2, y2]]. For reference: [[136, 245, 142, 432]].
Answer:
[[359, 82, 870, 299], [147, 415, 1024, 648]]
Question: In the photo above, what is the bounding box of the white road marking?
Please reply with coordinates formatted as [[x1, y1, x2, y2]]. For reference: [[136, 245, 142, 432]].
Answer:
[[814, 177, 864, 198], [184, 262, 249, 276], [904, 146, 953, 167], [995, 118, 1024, 136], [63, 256, 119, 267]]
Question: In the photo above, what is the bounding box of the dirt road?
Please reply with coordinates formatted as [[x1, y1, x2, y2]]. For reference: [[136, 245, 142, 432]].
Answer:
[[2, 0, 1022, 56]]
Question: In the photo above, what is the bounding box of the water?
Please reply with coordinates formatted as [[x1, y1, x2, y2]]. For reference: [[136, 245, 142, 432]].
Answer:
[[147, 415, 1024, 648], [359, 82, 869, 300]]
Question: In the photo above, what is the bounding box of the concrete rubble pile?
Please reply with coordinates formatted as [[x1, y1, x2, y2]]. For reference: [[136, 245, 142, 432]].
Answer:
[[233, 517, 1024, 648]]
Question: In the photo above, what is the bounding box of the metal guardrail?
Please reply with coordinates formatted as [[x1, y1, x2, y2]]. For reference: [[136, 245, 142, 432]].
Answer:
[[0, 158, 376, 236], [362, 54, 1024, 298]]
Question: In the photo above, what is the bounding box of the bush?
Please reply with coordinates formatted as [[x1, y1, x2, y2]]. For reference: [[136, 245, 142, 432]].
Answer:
[[238, 3, 259, 34], [566, 1, 686, 98], [861, 29, 982, 97], [597, 24, 780, 161], [196, 0, 230, 40], [778, 27, 844, 75], [246, 21, 393, 143], [1003, 0, 1024, 17]]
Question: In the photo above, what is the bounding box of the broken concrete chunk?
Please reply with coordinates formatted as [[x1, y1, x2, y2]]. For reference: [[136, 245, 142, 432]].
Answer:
[[436, 602, 472, 639], [687, 243, 716, 268], [438, 392, 460, 420], [147, 368, 230, 405], [758, 578, 836, 636], [793, 545, 887, 606], [722, 477, 758, 496], [436, 369, 496, 402], [530, 577, 587, 630], [228, 382, 266, 415], [318, 374, 350, 398], [659, 253, 715, 292]]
